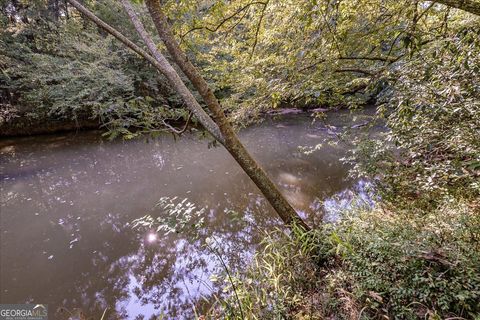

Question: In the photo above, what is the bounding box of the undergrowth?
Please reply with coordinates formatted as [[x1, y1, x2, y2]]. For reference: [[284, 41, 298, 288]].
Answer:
[[206, 200, 480, 319]]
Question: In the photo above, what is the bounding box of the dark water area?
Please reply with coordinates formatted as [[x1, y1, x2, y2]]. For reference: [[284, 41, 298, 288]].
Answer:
[[0, 110, 376, 319]]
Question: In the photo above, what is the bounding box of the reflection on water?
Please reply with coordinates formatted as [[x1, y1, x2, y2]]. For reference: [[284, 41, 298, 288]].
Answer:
[[323, 179, 376, 223], [0, 111, 376, 319]]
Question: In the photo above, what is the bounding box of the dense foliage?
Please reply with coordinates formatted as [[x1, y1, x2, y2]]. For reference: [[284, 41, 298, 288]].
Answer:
[[2, 1, 479, 134], [167, 0, 476, 120], [0, 0, 187, 136], [213, 201, 479, 319], [1, 0, 479, 318], [348, 25, 480, 208]]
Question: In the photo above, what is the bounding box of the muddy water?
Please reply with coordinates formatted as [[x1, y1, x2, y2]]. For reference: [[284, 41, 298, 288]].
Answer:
[[0, 111, 374, 319]]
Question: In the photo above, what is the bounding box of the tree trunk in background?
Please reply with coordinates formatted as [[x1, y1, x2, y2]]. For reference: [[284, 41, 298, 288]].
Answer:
[[433, 0, 480, 16], [144, 0, 309, 230], [66, 0, 223, 143], [67, 0, 310, 230]]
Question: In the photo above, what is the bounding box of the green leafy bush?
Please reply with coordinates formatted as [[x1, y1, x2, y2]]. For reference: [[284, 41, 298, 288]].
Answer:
[[0, 5, 182, 137], [210, 200, 479, 319], [330, 201, 480, 319], [348, 27, 480, 209]]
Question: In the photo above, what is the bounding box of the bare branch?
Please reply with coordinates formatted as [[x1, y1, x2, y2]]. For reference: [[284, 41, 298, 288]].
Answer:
[[181, 1, 268, 40], [298, 59, 327, 72], [298, 55, 401, 73], [334, 68, 374, 76], [338, 56, 399, 62], [250, 0, 268, 59], [161, 111, 192, 135]]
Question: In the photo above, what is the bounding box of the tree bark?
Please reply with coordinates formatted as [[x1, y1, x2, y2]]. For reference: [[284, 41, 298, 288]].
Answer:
[[432, 0, 480, 16], [144, 0, 309, 230], [66, 0, 309, 230], [66, 0, 223, 143]]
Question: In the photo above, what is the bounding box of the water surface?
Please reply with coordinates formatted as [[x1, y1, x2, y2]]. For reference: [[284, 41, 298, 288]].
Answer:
[[0, 111, 374, 319]]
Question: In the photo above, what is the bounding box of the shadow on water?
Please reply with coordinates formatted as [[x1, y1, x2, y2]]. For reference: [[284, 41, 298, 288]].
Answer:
[[0, 110, 377, 319]]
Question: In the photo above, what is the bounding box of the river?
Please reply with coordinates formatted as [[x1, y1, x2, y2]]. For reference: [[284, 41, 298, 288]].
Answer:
[[0, 111, 375, 319]]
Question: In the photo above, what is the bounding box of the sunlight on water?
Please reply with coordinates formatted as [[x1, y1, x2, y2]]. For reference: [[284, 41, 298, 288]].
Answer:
[[147, 233, 157, 243]]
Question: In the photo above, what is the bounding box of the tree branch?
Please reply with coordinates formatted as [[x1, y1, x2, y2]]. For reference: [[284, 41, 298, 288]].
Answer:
[[250, 0, 269, 59], [181, 1, 268, 40], [338, 55, 399, 62], [334, 68, 374, 76], [161, 111, 192, 135], [66, 0, 224, 142], [298, 55, 401, 73]]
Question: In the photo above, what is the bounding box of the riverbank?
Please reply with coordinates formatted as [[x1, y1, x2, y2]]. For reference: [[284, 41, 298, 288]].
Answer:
[[0, 105, 348, 138], [208, 199, 480, 319], [0, 114, 101, 137]]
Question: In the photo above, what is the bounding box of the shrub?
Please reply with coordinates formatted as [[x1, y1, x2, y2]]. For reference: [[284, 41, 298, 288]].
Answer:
[[348, 27, 480, 209], [331, 201, 480, 319], [210, 200, 480, 319]]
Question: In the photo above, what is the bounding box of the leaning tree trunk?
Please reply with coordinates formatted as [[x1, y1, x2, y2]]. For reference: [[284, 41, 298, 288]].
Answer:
[[66, 0, 223, 142], [143, 0, 309, 230], [66, 0, 309, 230]]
